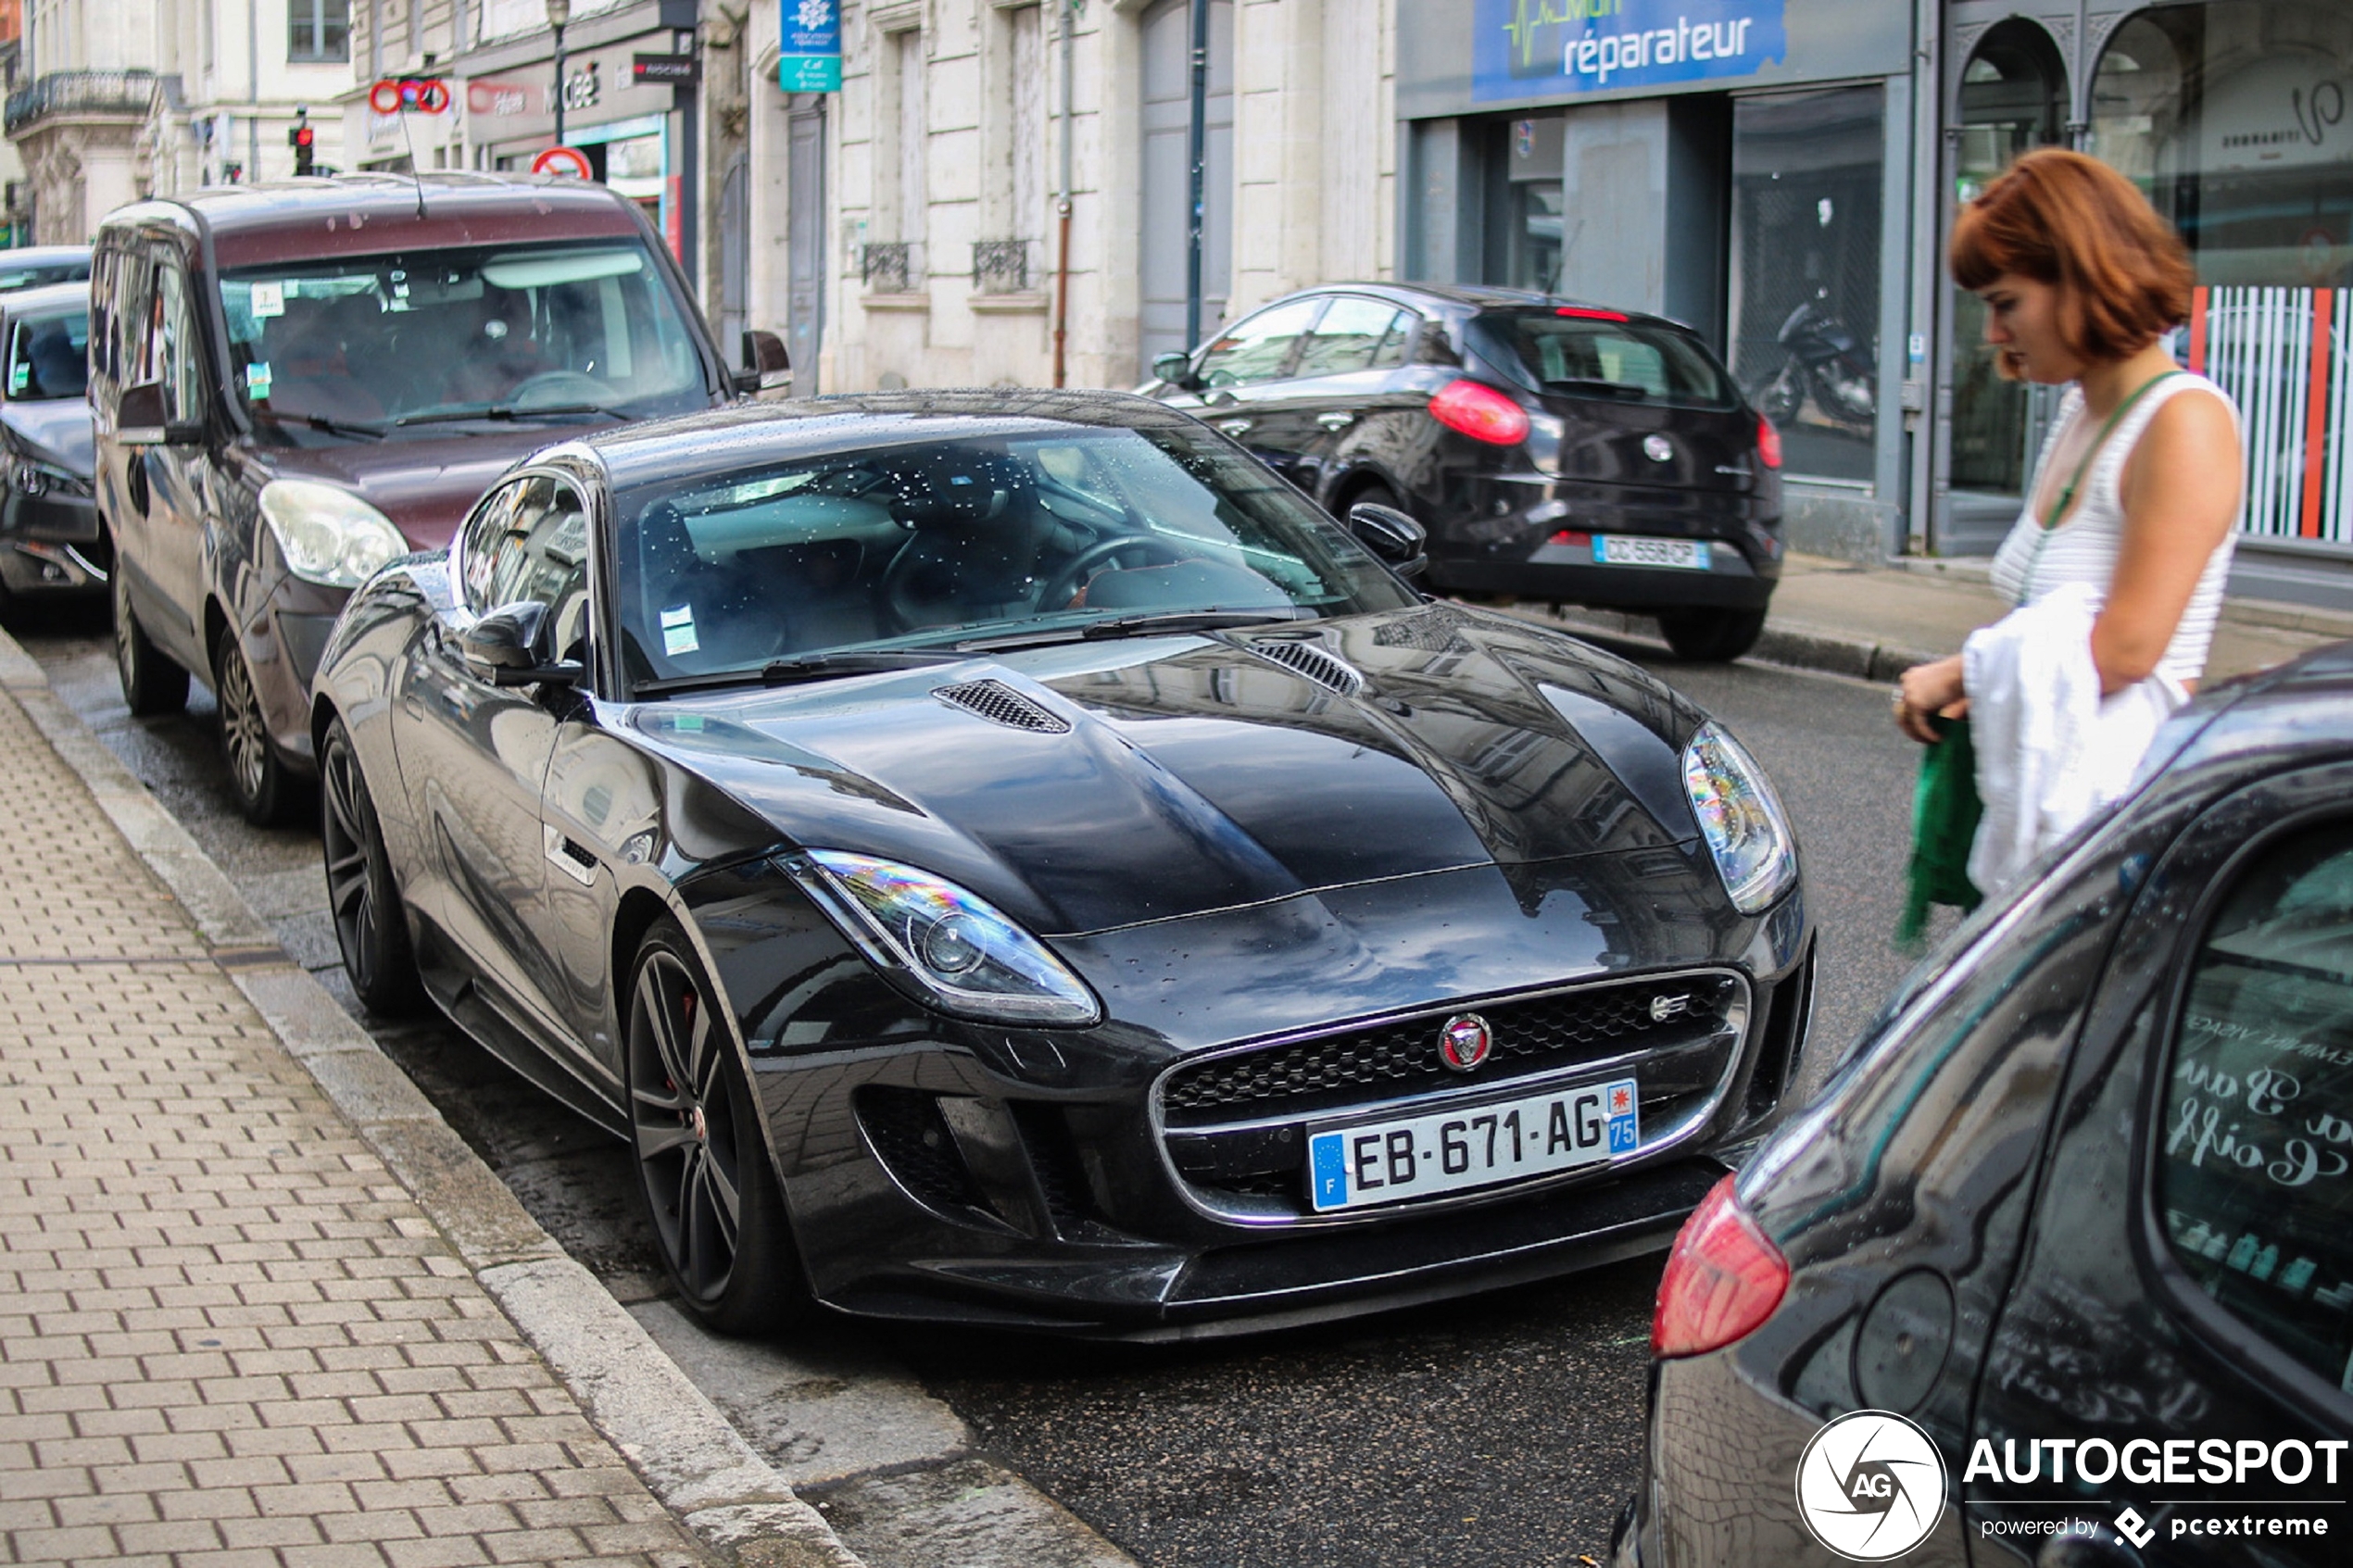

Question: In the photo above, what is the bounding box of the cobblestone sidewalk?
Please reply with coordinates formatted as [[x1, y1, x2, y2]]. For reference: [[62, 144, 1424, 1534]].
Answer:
[[0, 684, 711, 1568]]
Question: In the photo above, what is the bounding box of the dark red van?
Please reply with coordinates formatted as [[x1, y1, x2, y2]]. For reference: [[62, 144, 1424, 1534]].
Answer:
[[92, 174, 787, 822]]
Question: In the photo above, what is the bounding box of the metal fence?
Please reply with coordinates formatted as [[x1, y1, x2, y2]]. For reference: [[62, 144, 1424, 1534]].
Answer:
[[861, 242, 916, 295], [971, 239, 1030, 294], [2190, 284, 2353, 546], [5, 70, 158, 133]]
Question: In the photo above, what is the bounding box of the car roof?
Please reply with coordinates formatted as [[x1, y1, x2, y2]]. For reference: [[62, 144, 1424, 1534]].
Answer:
[[1239, 280, 1705, 341], [96, 174, 647, 265], [574, 389, 1212, 494], [0, 281, 89, 317]]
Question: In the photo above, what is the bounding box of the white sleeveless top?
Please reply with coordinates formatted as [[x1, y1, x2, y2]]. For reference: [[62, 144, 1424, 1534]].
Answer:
[[1986, 372, 2241, 686]]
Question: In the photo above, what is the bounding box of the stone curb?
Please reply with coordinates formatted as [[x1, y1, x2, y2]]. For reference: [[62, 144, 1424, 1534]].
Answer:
[[1494, 602, 1939, 685], [0, 621, 864, 1568]]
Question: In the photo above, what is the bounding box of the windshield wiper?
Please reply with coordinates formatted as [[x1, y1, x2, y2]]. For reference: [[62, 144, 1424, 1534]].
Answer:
[[253, 408, 387, 439], [393, 402, 630, 428], [950, 607, 1316, 654], [634, 649, 965, 698]]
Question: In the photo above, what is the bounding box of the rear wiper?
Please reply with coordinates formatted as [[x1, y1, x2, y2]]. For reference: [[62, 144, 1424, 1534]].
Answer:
[[1542, 378, 1651, 400], [633, 649, 964, 698], [393, 402, 629, 427], [253, 408, 387, 439]]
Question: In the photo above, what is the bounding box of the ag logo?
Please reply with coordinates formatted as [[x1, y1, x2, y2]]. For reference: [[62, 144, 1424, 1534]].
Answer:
[[1794, 1410, 1947, 1561]]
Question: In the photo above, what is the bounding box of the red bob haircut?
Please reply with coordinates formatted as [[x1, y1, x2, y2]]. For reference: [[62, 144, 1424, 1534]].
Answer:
[[1950, 148, 2195, 367]]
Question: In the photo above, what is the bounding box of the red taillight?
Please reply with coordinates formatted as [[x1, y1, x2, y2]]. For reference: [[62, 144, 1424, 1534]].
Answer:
[[1652, 1173, 1789, 1358], [1555, 305, 1629, 321], [1755, 414, 1783, 470], [1428, 379, 1531, 445]]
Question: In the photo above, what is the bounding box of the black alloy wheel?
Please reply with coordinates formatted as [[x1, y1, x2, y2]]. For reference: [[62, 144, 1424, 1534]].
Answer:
[[320, 718, 424, 1017], [626, 918, 808, 1335], [214, 632, 297, 826], [112, 548, 188, 716], [1658, 606, 1768, 663]]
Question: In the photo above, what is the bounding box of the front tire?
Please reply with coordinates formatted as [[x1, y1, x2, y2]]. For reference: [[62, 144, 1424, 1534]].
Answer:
[[215, 631, 299, 826], [626, 918, 810, 1336], [320, 717, 424, 1017], [112, 551, 188, 717], [1658, 606, 1768, 662]]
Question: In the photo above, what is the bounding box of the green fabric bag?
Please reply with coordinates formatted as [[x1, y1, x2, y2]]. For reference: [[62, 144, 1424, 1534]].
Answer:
[[1899, 713, 1983, 947]]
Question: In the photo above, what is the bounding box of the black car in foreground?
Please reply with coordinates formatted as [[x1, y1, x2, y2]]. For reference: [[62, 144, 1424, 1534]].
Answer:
[[1618, 641, 2353, 1566], [0, 282, 100, 606], [1143, 283, 1785, 661], [312, 390, 1815, 1336]]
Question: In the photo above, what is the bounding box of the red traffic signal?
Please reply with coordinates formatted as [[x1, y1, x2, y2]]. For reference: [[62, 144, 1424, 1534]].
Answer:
[[289, 118, 316, 175]]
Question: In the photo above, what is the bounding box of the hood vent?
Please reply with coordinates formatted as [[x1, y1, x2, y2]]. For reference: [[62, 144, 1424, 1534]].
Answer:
[[933, 678, 1072, 734], [1248, 637, 1365, 696]]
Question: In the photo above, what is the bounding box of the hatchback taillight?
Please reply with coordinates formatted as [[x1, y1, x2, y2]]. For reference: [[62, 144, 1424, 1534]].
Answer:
[[1652, 1174, 1789, 1358], [1755, 414, 1783, 470], [1429, 379, 1531, 445]]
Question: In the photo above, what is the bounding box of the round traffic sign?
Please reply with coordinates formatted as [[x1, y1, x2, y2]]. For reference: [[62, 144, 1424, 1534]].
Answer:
[[532, 145, 594, 180]]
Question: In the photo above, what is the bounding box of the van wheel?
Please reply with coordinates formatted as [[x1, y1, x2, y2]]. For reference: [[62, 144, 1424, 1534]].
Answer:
[[1658, 607, 1768, 663], [214, 633, 298, 825], [113, 556, 188, 716]]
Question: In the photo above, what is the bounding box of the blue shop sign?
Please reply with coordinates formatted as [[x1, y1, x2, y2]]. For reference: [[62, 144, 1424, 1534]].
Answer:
[[780, 0, 841, 93], [1474, 0, 1789, 101]]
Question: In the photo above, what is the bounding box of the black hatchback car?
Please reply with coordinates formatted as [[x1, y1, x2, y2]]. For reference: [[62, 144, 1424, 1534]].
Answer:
[[1617, 641, 2353, 1567], [311, 389, 1816, 1338], [1143, 283, 1785, 661], [0, 282, 100, 607]]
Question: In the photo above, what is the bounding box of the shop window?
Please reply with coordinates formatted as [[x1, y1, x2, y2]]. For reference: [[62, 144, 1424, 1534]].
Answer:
[[2156, 820, 2353, 1392], [1728, 85, 1883, 483], [1485, 115, 1564, 295]]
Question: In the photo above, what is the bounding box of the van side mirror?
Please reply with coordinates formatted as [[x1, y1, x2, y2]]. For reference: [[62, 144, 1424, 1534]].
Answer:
[[117, 380, 203, 446], [1348, 501, 1428, 582], [736, 329, 791, 395], [461, 600, 582, 688], [1151, 351, 1199, 391]]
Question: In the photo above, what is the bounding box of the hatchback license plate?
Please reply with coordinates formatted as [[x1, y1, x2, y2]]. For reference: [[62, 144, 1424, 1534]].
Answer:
[[1306, 1078, 1639, 1212], [1596, 535, 1709, 570]]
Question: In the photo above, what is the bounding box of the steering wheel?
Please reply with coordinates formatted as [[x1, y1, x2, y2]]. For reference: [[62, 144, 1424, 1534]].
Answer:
[[1038, 533, 1193, 612], [507, 370, 611, 407]]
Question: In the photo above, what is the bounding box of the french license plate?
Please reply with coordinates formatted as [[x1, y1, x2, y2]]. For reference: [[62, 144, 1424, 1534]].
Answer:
[[1596, 535, 1710, 570], [1306, 1078, 1639, 1212]]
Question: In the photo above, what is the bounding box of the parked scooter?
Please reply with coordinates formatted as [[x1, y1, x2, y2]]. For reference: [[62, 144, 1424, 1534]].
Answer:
[[1754, 300, 1876, 435]]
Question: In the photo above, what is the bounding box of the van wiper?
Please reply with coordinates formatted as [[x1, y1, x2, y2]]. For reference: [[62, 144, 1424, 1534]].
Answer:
[[393, 402, 629, 427], [253, 408, 387, 439], [633, 649, 964, 697]]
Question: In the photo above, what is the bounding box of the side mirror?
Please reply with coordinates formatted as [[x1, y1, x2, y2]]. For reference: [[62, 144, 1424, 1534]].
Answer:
[[1151, 350, 1199, 391], [117, 380, 203, 447], [735, 329, 791, 395], [460, 600, 582, 688], [1348, 500, 1428, 582]]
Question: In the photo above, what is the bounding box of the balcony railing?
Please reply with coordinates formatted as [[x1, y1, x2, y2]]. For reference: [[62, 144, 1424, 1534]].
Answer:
[[972, 239, 1031, 295], [862, 242, 917, 295], [6, 69, 158, 133]]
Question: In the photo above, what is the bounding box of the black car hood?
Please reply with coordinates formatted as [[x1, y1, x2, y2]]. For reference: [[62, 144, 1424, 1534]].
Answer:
[[633, 603, 1709, 936], [1, 398, 92, 477]]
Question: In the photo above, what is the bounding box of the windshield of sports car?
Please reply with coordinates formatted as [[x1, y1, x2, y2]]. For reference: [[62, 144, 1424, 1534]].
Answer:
[[612, 423, 1421, 692], [218, 240, 711, 442], [5, 302, 88, 401]]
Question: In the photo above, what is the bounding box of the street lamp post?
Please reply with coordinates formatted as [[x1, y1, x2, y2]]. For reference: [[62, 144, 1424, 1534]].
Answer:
[[547, 0, 573, 146]]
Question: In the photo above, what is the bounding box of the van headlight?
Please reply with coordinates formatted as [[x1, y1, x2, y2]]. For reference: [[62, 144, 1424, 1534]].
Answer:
[[258, 479, 408, 587], [792, 851, 1101, 1026], [1682, 721, 1797, 915]]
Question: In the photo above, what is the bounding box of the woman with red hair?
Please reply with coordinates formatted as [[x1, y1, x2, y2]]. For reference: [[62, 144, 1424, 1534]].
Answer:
[[1894, 148, 2242, 900]]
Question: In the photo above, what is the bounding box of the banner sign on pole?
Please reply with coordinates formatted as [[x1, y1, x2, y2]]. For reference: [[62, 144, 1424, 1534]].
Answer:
[[779, 0, 842, 92]]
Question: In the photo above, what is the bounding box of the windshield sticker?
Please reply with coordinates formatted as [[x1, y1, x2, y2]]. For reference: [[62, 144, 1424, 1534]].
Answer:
[[660, 605, 699, 657], [245, 363, 272, 400], [249, 282, 285, 319]]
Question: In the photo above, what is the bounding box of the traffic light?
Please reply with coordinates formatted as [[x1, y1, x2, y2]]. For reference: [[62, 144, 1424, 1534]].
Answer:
[[289, 108, 315, 176]]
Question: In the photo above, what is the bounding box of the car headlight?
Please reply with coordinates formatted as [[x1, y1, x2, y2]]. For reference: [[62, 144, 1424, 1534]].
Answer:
[[793, 850, 1101, 1026], [1682, 720, 1797, 915], [12, 458, 89, 498], [258, 478, 408, 588]]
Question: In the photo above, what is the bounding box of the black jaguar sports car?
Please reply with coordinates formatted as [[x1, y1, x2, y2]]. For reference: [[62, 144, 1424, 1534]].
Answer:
[[309, 389, 1815, 1336]]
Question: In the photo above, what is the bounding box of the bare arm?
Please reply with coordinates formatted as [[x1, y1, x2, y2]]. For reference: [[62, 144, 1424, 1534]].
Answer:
[[2095, 388, 2240, 694]]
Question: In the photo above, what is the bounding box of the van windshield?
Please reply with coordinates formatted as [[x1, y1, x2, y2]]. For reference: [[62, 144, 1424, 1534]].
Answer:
[[218, 239, 711, 440]]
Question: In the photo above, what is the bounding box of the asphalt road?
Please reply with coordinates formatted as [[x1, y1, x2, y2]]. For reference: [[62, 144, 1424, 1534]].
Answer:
[[6, 596, 1940, 1568]]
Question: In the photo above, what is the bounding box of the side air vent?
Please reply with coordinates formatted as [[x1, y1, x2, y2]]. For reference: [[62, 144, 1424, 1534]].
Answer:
[[1248, 637, 1365, 696], [933, 679, 1072, 734]]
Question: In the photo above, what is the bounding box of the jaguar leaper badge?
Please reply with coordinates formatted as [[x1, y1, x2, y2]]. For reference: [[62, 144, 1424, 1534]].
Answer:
[[1439, 1013, 1492, 1072]]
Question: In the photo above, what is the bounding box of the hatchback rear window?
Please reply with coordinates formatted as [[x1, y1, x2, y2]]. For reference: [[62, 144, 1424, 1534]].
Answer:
[[1470, 311, 1737, 409]]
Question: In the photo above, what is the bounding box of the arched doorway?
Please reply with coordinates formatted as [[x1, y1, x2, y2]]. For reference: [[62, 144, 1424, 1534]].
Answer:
[[1944, 19, 2070, 549], [1138, 0, 1233, 377]]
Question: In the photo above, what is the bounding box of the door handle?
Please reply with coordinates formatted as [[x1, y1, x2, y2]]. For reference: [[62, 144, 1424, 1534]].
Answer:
[[1317, 411, 1356, 431], [1217, 419, 1253, 437]]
